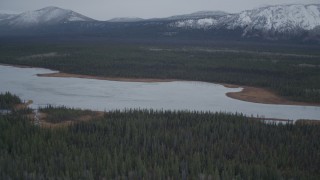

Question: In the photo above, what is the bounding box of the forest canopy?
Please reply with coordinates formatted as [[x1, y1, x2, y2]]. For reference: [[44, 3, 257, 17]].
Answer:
[[0, 109, 319, 179]]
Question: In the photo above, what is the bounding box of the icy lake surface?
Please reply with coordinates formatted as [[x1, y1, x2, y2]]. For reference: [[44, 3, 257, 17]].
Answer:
[[1, 65, 320, 121]]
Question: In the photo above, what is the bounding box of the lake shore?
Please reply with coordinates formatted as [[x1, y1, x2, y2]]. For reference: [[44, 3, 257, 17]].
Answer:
[[37, 72, 177, 83], [38, 71, 320, 107], [0, 63, 34, 69], [224, 85, 320, 107]]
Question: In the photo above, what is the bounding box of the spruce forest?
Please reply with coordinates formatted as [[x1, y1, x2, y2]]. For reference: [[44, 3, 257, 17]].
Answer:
[[1, 110, 320, 179]]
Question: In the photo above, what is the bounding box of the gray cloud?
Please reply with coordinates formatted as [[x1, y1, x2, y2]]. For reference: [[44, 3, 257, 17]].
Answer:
[[0, 0, 319, 20]]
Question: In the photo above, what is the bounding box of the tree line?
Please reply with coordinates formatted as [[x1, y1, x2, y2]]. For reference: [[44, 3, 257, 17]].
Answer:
[[0, 92, 21, 109]]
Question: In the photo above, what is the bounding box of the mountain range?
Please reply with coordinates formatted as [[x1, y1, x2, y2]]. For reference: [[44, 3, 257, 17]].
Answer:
[[0, 4, 319, 43]]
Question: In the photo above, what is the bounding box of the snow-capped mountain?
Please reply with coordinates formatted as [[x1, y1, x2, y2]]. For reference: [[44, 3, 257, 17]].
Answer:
[[171, 4, 320, 37], [2, 6, 94, 27], [224, 4, 320, 36], [108, 17, 144, 22]]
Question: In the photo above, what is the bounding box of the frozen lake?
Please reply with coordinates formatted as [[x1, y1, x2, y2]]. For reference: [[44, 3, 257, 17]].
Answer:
[[1, 65, 319, 121]]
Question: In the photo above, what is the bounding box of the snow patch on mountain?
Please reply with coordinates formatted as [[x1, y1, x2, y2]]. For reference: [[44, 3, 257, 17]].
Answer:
[[0, 14, 16, 21], [170, 18, 217, 29], [68, 12, 89, 21]]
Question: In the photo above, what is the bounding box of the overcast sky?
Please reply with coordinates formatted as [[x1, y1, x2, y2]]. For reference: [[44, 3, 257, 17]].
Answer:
[[0, 0, 319, 20]]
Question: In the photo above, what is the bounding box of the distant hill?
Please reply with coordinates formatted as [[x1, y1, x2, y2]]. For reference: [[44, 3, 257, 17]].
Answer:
[[0, 6, 94, 27]]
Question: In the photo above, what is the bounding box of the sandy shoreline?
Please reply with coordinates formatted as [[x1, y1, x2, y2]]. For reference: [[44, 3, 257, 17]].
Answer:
[[225, 86, 320, 107]]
